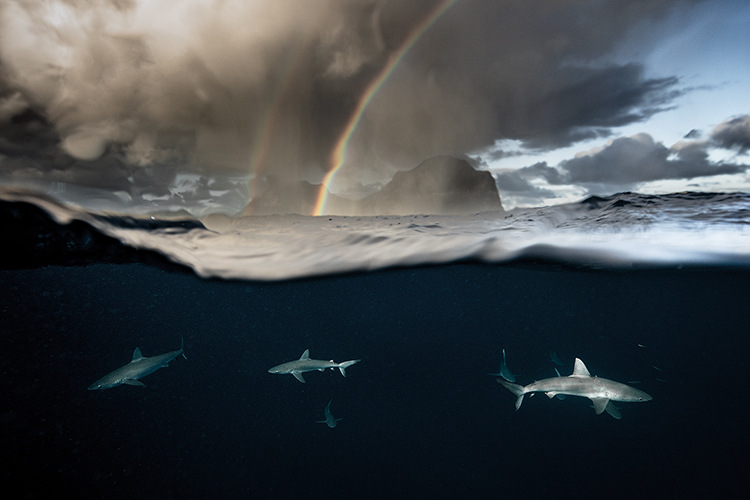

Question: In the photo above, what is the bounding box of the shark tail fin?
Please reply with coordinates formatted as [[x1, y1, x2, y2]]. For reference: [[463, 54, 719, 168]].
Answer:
[[337, 359, 361, 377], [497, 379, 526, 410]]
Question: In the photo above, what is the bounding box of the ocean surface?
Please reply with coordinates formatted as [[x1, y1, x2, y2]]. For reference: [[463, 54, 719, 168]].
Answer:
[[1, 189, 750, 498]]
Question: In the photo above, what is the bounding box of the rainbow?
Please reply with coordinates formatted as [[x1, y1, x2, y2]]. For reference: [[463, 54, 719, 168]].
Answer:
[[312, 0, 459, 216]]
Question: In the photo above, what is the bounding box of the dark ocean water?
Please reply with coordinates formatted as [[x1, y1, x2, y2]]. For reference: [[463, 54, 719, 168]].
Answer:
[[1, 191, 750, 498]]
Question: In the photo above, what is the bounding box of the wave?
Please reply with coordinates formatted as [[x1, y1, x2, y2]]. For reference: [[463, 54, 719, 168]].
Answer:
[[2, 188, 750, 280]]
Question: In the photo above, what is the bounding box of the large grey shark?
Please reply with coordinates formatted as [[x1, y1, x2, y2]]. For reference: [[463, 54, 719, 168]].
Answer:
[[497, 357, 651, 418], [88, 338, 186, 390], [268, 349, 360, 383], [316, 399, 343, 428]]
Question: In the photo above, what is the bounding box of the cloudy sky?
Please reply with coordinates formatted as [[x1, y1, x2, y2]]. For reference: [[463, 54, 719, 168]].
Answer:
[[0, 0, 748, 213]]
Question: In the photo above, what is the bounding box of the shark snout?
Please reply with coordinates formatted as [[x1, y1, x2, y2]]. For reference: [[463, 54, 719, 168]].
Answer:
[[632, 389, 653, 402]]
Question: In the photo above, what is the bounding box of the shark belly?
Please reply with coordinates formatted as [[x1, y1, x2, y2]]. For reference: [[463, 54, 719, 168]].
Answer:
[[526, 377, 647, 402], [128, 359, 171, 380], [526, 377, 609, 399], [294, 360, 337, 372]]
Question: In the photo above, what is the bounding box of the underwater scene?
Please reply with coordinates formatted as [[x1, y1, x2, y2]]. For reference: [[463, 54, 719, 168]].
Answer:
[[1, 191, 749, 498]]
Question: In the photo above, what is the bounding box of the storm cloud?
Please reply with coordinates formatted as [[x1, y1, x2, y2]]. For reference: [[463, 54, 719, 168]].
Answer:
[[711, 114, 750, 153], [496, 121, 750, 203], [0, 0, 704, 212]]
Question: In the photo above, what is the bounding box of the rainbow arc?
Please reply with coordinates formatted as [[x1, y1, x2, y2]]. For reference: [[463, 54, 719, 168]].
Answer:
[[313, 0, 459, 216]]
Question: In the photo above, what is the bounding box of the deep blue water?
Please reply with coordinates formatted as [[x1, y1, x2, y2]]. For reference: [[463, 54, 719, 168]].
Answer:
[[2, 262, 749, 498]]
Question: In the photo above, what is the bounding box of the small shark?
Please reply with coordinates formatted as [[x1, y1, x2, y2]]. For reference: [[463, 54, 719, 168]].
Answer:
[[316, 399, 343, 428], [88, 338, 186, 390], [548, 349, 564, 366], [488, 348, 516, 382], [268, 349, 360, 383], [497, 357, 651, 418]]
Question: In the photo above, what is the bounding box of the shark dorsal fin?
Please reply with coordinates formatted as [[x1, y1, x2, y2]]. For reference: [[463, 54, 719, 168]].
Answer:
[[571, 358, 591, 377], [132, 348, 144, 361], [300, 349, 310, 360]]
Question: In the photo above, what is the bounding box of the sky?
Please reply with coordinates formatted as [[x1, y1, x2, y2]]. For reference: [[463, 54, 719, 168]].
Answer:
[[0, 0, 748, 214]]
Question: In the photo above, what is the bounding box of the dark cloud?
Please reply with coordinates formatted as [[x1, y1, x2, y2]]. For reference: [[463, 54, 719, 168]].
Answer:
[[561, 134, 745, 189], [516, 65, 682, 150], [0, 0, 702, 212], [483, 148, 524, 163], [711, 114, 750, 152], [494, 162, 563, 204], [496, 132, 749, 201], [497, 162, 566, 189]]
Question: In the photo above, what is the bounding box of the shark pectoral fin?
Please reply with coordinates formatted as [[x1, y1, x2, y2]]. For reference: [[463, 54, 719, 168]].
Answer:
[[292, 372, 306, 383], [605, 402, 622, 420], [123, 379, 145, 387], [545, 392, 557, 399], [591, 397, 609, 415]]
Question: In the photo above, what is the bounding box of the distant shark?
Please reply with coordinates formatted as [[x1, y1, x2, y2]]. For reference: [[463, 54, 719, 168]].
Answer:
[[548, 350, 564, 366], [497, 357, 651, 418], [488, 348, 516, 382], [316, 399, 343, 428], [268, 349, 360, 383], [88, 338, 186, 390]]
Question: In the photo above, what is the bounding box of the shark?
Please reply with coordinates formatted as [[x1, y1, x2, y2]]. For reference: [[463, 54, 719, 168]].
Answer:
[[488, 348, 516, 382], [88, 337, 187, 390], [316, 399, 343, 428], [497, 357, 651, 418], [268, 349, 360, 383], [548, 349, 564, 366]]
